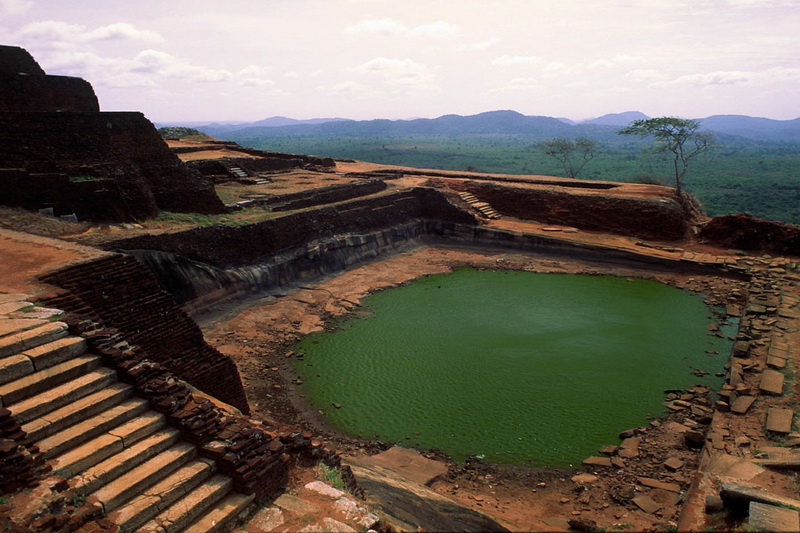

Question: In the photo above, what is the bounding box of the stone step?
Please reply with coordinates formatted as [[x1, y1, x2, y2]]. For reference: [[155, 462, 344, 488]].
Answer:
[[74, 426, 180, 495], [22, 336, 87, 372], [0, 321, 68, 358], [51, 412, 167, 479], [107, 458, 216, 532], [38, 398, 149, 459], [22, 381, 131, 441], [9, 367, 117, 424], [93, 442, 197, 514], [0, 354, 101, 406], [183, 491, 255, 533], [136, 474, 233, 533], [0, 353, 34, 386]]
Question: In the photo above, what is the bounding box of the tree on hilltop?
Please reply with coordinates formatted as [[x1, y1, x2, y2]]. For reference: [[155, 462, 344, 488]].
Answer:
[[538, 137, 599, 179], [618, 117, 715, 196]]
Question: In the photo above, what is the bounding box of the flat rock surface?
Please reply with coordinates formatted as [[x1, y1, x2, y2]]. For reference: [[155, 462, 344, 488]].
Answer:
[[760, 369, 785, 395], [766, 408, 794, 434], [731, 395, 756, 414], [347, 446, 448, 486], [749, 502, 800, 533], [345, 462, 508, 532]]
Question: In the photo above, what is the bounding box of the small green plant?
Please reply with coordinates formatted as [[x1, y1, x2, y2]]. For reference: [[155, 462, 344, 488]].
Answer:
[[317, 463, 345, 490], [68, 175, 101, 183], [71, 493, 86, 508]]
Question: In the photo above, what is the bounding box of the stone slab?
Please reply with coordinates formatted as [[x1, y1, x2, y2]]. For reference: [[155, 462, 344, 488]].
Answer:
[[618, 437, 641, 458], [246, 507, 284, 532], [638, 477, 681, 493], [274, 494, 320, 515], [305, 481, 344, 500], [0, 317, 47, 338], [0, 301, 32, 314], [731, 395, 756, 414], [632, 495, 661, 514], [766, 408, 794, 434], [760, 370, 785, 395], [767, 355, 788, 369], [0, 293, 28, 304], [346, 445, 449, 486], [664, 457, 685, 471], [749, 502, 800, 532], [582, 456, 613, 468], [706, 453, 766, 481], [722, 481, 800, 510]]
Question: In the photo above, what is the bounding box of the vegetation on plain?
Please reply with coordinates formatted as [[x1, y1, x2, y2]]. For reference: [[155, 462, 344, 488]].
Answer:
[[618, 117, 716, 196], [228, 133, 800, 224], [537, 137, 599, 179]]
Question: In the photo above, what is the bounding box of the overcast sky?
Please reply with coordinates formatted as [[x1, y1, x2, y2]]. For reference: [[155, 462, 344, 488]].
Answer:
[[2, 0, 798, 123]]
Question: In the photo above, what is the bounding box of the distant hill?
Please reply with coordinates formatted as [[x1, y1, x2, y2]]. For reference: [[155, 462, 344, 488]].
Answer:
[[178, 110, 800, 144], [698, 115, 800, 141], [199, 116, 348, 137], [580, 111, 650, 126]]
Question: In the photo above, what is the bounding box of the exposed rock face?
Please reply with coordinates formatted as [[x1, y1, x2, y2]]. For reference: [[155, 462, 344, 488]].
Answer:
[[699, 213, 800, 256], [459, 181, 691, 241], [0, 45, 225, 221]]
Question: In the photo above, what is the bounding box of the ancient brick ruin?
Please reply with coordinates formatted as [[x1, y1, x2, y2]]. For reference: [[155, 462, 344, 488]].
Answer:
[[0, 45, 225, 222]]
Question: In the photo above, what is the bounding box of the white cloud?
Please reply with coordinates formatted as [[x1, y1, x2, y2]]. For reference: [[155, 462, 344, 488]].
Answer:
[[351, 57, 432, 84], [346, 18, 407, 35], [346, 18, 457, 37], [726, 0, 800, 6], [625, 69, 668, 83], [492, 55, 542, 67], [14, 20, 163, 48], [588, 54, 637, 69], [315, 80, 376, 96], [654, 70, 754, 88], [654, 67, 800, 89], [236, 65, 275, 87], [489, 77, 543, 94], [457, 38, 501, 52], [0, 0, 31, 15], [131, 49, 232, 82], [409, 21, 458, 37], [83, 22, 163, 44]]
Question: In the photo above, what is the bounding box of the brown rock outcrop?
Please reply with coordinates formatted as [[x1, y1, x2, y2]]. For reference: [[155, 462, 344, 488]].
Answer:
[[699, 213, 800, 256]]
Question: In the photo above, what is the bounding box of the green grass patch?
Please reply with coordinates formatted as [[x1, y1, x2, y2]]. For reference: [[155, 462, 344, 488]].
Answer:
[[317, 463, 346, 491]]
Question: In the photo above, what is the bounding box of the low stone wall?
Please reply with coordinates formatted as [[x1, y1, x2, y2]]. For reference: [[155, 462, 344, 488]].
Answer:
[[38, 254, 250, 414], [264, 179, 387, 211], [108, 188, 476, 267], [456, 181, 690, 241]]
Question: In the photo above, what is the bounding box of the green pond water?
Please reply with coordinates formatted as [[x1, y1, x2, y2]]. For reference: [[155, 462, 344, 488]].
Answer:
[[291, 269, 735, 467]]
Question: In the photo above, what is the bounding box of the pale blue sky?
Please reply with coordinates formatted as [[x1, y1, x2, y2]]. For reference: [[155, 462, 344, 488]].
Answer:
[[1, 0, 798, 122]]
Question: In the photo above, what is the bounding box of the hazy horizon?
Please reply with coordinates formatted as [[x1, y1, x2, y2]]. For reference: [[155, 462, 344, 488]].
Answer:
[[2, 0, 798, 123], [157, 109, 799, 126]]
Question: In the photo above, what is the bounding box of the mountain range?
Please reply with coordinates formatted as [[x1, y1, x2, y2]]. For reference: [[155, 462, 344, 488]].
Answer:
[[174, 110, 800, 144]]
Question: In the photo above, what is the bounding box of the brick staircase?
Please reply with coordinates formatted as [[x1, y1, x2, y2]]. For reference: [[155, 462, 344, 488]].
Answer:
[[458, 192, 501, 219], [0, 305, 254, 532]]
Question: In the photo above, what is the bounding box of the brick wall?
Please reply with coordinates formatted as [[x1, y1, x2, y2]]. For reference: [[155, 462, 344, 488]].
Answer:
[[38, 255, 249, 414]]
